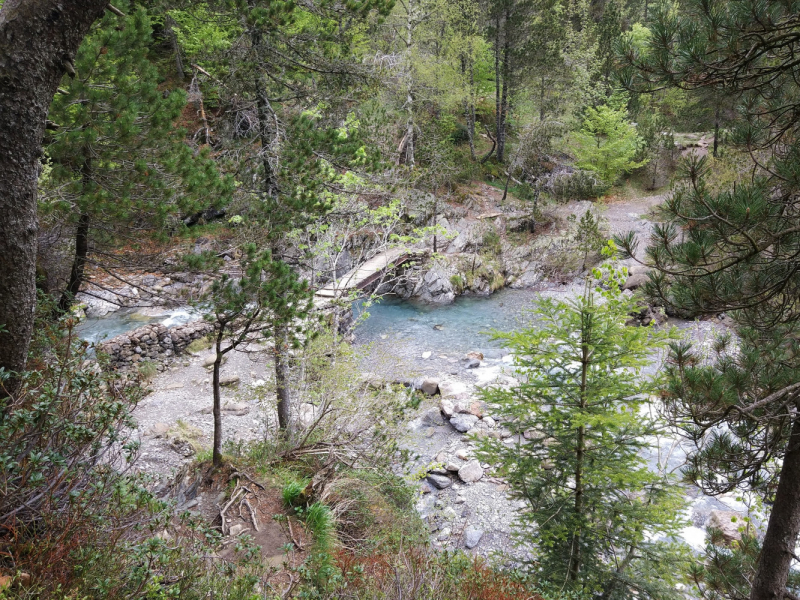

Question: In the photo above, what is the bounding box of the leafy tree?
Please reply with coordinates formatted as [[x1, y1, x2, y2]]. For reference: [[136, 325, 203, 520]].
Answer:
[[479, 253, 688, 599], [615, 3, 800, 599], [42, 3, 232, 313], [571, 91, 647, 186]]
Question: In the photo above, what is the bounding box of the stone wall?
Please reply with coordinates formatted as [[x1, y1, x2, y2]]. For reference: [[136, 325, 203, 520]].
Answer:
[[98, 320, 214, 370]]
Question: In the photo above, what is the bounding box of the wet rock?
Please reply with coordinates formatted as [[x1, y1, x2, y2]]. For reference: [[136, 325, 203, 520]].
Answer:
[[458, 460, 484, 483], [450, 413, 479, 432], [427, 473, 453, 489], [464, 526, 484, 549]]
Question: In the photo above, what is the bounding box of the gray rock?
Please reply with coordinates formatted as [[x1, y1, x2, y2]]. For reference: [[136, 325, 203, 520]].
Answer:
[[464, 526, 484, 549], [458, 459, 484, 483], [421, 378, 440, 396], [442, 506, 457, 520], [462, 358, 481, 369], [427, 473, 453, 489], [450, 413, 479, 432], [220, 374, 240, 387], [422, 406, 445, 426], [622, 272, 649, 290], [440, 398, 455, 417]]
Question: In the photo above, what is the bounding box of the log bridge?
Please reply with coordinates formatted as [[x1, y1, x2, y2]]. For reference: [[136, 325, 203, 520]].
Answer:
[[314, 247, 426, 305]]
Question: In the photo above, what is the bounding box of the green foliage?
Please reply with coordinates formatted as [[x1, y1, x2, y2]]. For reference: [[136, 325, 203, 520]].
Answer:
[[570, 92, 648, 186], [478, 255, 689, 599], [567, 209, 607, 270], [282, 478, 310, 507]]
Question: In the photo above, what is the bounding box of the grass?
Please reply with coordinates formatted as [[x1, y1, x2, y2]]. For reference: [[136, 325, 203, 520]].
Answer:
[[282, 478, 310, 507], [186, 337, 212, 353]]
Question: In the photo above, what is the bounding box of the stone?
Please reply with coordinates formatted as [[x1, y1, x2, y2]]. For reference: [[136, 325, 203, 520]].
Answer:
[[298, 403, 316, 428], [440, 398, 455, 417], [462, 358, 481, 369], [422, 351, 432, 359], [222, 402, 250, 416], [523, 428, 545, 441], [420, 482, 434, 494], [438, 527, 452, 540], [466, 351, 484, 361], [439, 380, 468, 397], [201, 354, 217, 368], [165, 382, 184, 390], [433, 324, 444, 330], [442, 506, 457, 520], [707, 510, 744, 544], [622, 272, 649, 291], [455, 448, 470, 460], [483, 416, 496, 428], [450, 413, 479, 433], [421, 407, 445, 426], [430, 467, 449, 476], [421, 378, 440, 396], [229, 524, 247, 537], [464, 526, 484, 549], [427, 473, 453, 489], [151, 422, 170, 437], [458, 460, 484, 483], [468, 401, 485, 417], [220, 375, 240, 387]]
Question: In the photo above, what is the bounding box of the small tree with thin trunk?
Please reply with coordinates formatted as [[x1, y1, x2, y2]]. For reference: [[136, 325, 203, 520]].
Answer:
[[196, 244, 313, 467], [479, 249, 689, 599]]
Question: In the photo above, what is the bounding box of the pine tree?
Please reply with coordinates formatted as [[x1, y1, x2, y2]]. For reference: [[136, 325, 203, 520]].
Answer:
[[479, 252, 688, 599], [616, 3, 800, 598], [42, 2, 232, 311]]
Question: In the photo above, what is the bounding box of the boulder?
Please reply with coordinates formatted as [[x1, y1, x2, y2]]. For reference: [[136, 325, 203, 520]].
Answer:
[[458, 460, 484, 483], [439, 398, 455, 417], [450, 413, 479, 433], [462, 358, 481, 369], [220, 374, 240, 387], [427, 473, 453, 489], [439, 380, 468, 397], [707, 510, 744, 544], [466, 351, 484, 361], [421, 407, 445, 427], [421, 378, 440, 396], [222, 402, 250, 416], [622, 272, 650, 291], [464, 526, 484, 549]]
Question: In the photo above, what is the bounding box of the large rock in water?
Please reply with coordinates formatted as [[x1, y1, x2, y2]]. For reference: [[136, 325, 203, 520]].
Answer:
[[458, 459, 484, 483]]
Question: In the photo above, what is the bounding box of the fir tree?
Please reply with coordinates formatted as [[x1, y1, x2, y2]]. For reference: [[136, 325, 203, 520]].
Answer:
[[479, 250, 688, 599]]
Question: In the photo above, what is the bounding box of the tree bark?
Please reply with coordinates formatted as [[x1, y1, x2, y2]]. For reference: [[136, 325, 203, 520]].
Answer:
[[58, 152, 91, 312], [0, 0, 109, 395], [497, 28, 510, 163], [212, 328, 225, 467], [750, 413, 800, 600], [274, 325, 292, 436]]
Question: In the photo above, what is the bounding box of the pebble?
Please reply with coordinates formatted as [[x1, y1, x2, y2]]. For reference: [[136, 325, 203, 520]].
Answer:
[[464, 526, 484, 549]]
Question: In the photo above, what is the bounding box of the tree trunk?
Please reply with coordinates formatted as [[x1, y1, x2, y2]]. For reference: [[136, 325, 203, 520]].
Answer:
[[570, 308, 591, 582], [494, 12, 501, 163], [212, 329, 224, 468], [750, 413, 800, 600], [58, 152, 91, 312], [0, 0, 109, 396], [403, 0, 415, 168], [164, 14, 185, 80], [274, 324, 293, 436], [58, 212, 90, 312], [461, 52, 476, 162], [713, 104, 720, 158], [497, 24, 510, 163]]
